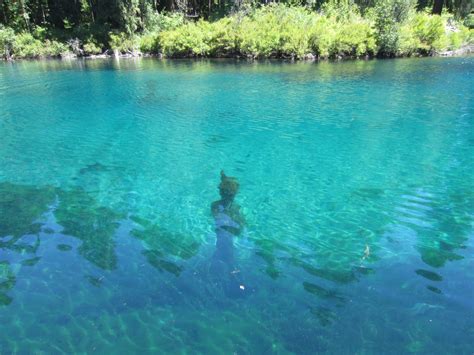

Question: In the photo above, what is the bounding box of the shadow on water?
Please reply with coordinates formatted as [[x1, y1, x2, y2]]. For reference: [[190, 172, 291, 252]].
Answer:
[[415, 190, 472, 269], [130, 215, 200, 276], [0, 181, 201, 306], [0, 175, 472, 353]]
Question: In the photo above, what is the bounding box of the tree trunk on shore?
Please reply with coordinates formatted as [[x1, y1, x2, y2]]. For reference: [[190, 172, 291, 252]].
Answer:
[[432, 0, 443, 14]]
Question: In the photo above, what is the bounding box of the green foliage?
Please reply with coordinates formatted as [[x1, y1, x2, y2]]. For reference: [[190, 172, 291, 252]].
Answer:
[[83, 40, 103, 55], [465, 14, 474, 29], [12, 32, 44, 58], [397, 13, 472, 55], [109, 32, 140, 53], [371, 0, 416, 56], [237, 5, 285, 57], [0, 2, 472, 60], [308, 17, 337, 57], [0, 26, 16, 59], [334, 19, 377, 56], [12, 32, 69, 58], [158, 4, 377, 59], [143, 11, 186, 33], [159, 18, 237, 57]]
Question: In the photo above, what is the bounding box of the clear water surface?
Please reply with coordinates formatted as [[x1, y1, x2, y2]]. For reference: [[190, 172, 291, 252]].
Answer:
[[0, 57, 473, 354]]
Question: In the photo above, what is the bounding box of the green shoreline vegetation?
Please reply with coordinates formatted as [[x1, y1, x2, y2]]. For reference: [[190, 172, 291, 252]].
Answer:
[[0, 0, 473, 60]]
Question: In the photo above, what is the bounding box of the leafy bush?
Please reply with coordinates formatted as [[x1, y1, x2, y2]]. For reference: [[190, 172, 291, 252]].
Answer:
[[139, 32, 160, 53], [159, 22, 209, 56], [12, 33, 44, 58], [371, 0, 416, 56], [333, 19, 376, 57], [278, 7, 316, 58], [0, 26, 16, 59], [309, 17, 337, 58], [158, 4, 384, 59], [109, 32, 140, 53], [411, 13, 446, 52], [237, 6, 283, 57], [1, 3, 472, 60], [144, 11, 186, 33], [83, 39, 103, 55]]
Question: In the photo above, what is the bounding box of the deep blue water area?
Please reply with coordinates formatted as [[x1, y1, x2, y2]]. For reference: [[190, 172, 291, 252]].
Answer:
[[0, 57, 473, 353]]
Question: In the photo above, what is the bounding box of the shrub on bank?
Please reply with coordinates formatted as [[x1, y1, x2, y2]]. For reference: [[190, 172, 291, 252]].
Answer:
[[1, 5, 472, 60], [397, 13, 473, 56], [158, 5, 379, 59]]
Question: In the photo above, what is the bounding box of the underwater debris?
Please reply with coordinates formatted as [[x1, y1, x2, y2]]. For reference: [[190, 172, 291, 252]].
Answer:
[[303, 282, 345, 302], [415, 269, 443, 282], [410, 302, 444, 315], [310, 306, 337, 326], [131, 217, 200, 261], [142, 250, 183, 277], [0, 262, 15, 306], [362, 244, 370, 261], [351, 188, 386, 200], [21, 257, 41, 266], [86, 275, 103, 287], [427, 285, 442, 294], [57, 244, 72, 251], [78, 162, 118, 175]]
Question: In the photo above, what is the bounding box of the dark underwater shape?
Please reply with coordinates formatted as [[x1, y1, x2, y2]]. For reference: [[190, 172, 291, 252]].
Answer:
[[351, 187, 386, 200], [57, 244, 73, 251], [209, 171, 248, 298], [0, 293, 13, 306], [427, 285, 443, 294], [0, 58, 473, 354], [311, 306, 337, 326], [415, 269, 443, 282], [131, 216, 200, 261], [78, 162, 119, 175], [142, 250, 183, 277], [0, 183, 55, 238], [302, 282, 345, 302], [21, 257, 41, 267], [0, 262, 15, 306], [85, 275, 103, 287]]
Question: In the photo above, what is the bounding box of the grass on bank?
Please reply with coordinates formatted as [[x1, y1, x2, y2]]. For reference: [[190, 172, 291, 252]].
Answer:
[[1, 3, 473, 60]]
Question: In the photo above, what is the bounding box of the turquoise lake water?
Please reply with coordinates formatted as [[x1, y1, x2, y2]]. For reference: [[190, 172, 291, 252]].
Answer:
[[0, 57, 473, 353]]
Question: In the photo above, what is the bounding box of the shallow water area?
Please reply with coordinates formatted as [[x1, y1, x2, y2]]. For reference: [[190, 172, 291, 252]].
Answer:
[[0, 57, 473, 354]]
